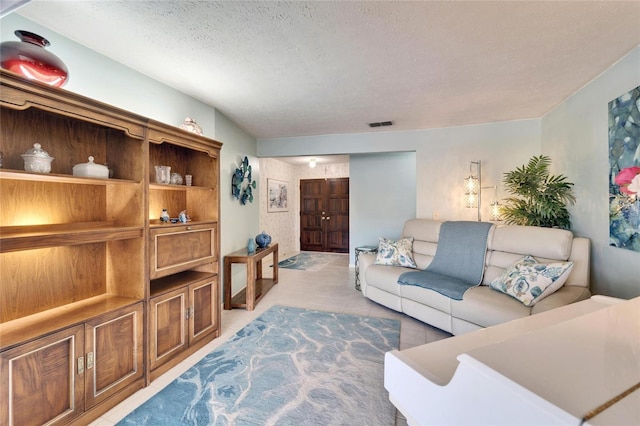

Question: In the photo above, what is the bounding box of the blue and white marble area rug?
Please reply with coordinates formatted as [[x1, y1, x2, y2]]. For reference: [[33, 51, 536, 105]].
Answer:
[[118, 305, 400, 426], [277, 252, 345, 271]]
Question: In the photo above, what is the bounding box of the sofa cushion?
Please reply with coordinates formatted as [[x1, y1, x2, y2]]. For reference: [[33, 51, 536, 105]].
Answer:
[[375, 237, 417, 268], [488, 225, 573, 260], [489, 256, 574, 307], [398, 270, 479, 300], [365, 264, 410, 296], [401, 284, 453, 314], [451, 286, 531, 328], [402, 219, 441, 246]]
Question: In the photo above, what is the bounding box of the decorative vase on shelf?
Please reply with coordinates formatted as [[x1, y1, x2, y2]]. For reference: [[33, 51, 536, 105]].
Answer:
[[247, 238, 256, 254], [160, 209, 170, 223], [0, 30, 68, 87], [255, 231, 272, 248]]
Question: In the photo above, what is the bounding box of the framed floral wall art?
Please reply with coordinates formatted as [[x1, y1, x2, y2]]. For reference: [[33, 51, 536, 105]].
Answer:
[[267, 178, 288, 212], [608, 85, 640, 252]]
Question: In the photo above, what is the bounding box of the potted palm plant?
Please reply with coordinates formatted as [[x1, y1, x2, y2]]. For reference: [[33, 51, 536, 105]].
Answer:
[[501, 155, 576, 229]]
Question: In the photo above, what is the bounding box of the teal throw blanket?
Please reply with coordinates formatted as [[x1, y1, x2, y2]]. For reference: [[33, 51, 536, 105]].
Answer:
[[398, 221, 492, 300]]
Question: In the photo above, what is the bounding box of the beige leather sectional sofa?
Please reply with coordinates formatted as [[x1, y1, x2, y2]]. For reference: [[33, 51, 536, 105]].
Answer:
[[359, 219, 591, 335]]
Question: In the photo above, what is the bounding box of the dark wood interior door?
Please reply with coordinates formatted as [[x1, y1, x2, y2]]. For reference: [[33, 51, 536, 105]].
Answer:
[[300, 178, 349, 253]]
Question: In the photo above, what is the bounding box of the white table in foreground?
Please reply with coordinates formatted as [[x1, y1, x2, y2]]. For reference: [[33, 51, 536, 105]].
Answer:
[[385, 295, 640, 425]]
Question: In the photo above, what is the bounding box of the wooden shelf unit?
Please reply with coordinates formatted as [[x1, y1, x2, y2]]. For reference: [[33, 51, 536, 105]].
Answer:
[[0, 69, 222, 425], [146, 120, 221, 383]]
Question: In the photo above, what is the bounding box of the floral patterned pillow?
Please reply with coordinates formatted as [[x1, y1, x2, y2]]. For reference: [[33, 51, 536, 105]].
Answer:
[[374, 237, 417, 268], [490, 255, 574, 307]]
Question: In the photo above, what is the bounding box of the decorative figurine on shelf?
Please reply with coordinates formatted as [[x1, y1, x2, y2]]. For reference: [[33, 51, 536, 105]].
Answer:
[[232, 156, 257, 205], [255, 231, 272, 248], [247, 238, 256, 254], [170, 172, 183, 185], [179, 117, 203, 135], [178, 210, 189, 223], [160, 209, 170, 222]]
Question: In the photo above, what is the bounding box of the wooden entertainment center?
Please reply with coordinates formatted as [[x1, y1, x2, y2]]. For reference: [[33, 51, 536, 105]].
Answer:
[[0, 70, 222, 425]]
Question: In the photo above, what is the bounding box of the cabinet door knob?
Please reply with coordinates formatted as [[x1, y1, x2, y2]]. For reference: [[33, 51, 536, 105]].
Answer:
[[186, 226, 192, 231], [86, 352, 94, 370], [77, 356, 85, 375]]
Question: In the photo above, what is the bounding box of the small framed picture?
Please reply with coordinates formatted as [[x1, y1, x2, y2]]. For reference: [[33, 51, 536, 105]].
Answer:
[[267, 179, 288, 212]]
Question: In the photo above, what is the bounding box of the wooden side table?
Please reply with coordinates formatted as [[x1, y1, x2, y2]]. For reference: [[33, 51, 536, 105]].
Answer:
[[223, 243, 278, 311]]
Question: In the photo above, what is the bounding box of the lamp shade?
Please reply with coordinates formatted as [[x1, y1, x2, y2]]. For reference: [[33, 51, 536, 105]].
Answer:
[[490, 201, 502, 221], [465, 175, 479, 194], [465, 193, 478, 209]]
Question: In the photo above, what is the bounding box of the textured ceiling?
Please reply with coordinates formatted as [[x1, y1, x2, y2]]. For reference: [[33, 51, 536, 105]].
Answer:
[[14, 1, 640, 139]]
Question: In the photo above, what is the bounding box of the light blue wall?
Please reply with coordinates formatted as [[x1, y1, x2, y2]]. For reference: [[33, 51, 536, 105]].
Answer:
[[1, 13, 260, 296], [413, 120, 540, 222], [350, 152, 416, 264], [215, 111, 261, 294], [542, 46, 640, 299]]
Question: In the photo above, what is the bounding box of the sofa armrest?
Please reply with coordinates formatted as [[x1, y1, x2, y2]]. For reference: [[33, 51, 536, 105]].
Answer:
[[531, 285, 591, 315], [358, 252, 376, 295], [566, 237, 590, 287]]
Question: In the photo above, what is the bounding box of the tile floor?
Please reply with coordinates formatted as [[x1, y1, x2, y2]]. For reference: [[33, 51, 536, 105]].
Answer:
[[91, 253, 451, 425]]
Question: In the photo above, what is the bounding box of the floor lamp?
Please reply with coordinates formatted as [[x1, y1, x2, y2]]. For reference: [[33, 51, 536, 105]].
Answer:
[[464, 160, 502, 222]]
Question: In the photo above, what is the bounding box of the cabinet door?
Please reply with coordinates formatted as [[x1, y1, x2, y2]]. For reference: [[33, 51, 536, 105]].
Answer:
[[189, 277, 219, 346], [150, 223, 217, 279], [0, 325, 84, 426], [150, 288, 189, 371], [84, 303, 144, 409]]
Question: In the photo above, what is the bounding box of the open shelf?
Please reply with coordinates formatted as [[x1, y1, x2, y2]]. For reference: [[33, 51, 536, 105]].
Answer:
[[0, 222, 144, 252], [149, 219, 217, 228], [150, 270, 216, 298], [149, 183, 212, 191], [230, 278, 277, 309], [0, 294, 141, 351], [0, 169, 140, 185]]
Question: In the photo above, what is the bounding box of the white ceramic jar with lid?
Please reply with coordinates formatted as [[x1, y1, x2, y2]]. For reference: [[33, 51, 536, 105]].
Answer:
[[73, 156, 109, 179]]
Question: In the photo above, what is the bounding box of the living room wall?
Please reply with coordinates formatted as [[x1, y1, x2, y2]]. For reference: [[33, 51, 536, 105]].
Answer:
[[542, 46, 640, 299], [350, 152, 416, 265]]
